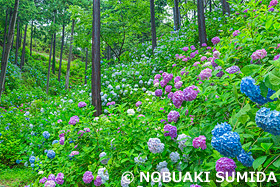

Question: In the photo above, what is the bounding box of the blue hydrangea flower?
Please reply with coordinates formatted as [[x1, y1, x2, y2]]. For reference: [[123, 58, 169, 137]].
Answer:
[[16, 160, 22, 164], [212, 122, 232, 137], [211, 132, 242, 158], [52, 140, 59, 145], [237, 149, 254, 167], [240, 77, 277, 105], [42, 131, 50, 139], [255, 107, 280, 136], [47, 150, 55, 159], [29, 156, 35, 163]]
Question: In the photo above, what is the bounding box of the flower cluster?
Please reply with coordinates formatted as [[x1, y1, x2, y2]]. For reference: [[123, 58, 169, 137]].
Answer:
[[177, 134, 190, 151], [232, 30, 240, 37], [240, 77, 277, 105], [170, 152, 180, 163], [47, 150, 55, 159], [192, 135, 207, 150], [199, 68, 212, 80], [251, 49, 267, 60], [255, 107, 280, 136], [136, 101, 142, 107], [100, 152, 110, 165], [78, 102, 87, 108], [83, 171, 94, 184], [183, 85, 199, 101], [147, 138, 165, 153], [164, 124, 177, 139], [43, 131, 50, 139], [237, 149, 254, 167], [106, 101, 116, 106], [155, 89, 163, 97], [216, 157, 236, 177], [225, 66, 240, 74], [167, 110, 180, 123], [69, 115, 79, 125], [172, 91, 184, 108], [212, 36, 221, 45], [268, 0, 278, 7]]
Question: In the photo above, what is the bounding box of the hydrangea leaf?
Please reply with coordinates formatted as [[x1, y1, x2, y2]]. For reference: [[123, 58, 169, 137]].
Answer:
[[241, 64, 261, 76], [253, 156, 267, 170]]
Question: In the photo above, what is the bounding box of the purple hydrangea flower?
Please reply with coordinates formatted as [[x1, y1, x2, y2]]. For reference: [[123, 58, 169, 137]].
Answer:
[[168, 92, 174, 99], [155, 89, 163, 97], [39, 177, 47, 184], [94, 176, 103, 186], [55, 173, 64, 185], [225, 66, 241, 74], [202, 43, 207, 47], [167, 110, 180, 123], [174, 76, 181, 83], [44, 180, 56, 187], [48, 174, 56, 181], [193, 62, 200, 66], [190, 52, 196, 58], [165, 85, 172, 93], [199, 68, 212, 80], [251, 49, 267, 60], [182, 47, 189, 51], [153, 79, 159, 84], [70, 151, 79, 157], [136, 101, 142, 107], [78, 102, 87, 108], [268, 7, 275, 11], [233, 30, 240, 37], [84, 128, 90, 132], [69, 116, 79, 125], [212, 37, 220, 45], [274, 54, 280, 61], [268, 0, 278, 7], [154, 74, 161, 79], [172, 91, 185, 108], [83, 171, 94, 184], [164, 124, 177, 139], [183, 85, 199, 101], [192, 135, 207, 150], [216, 157, 236, 177], [174, 81, 183, 89], [191, 185, 202, 187], [190, 45, 196, 50], [201, 56, 207, 61], [160, 79, 167, 87], [59, 137, 65, 145]]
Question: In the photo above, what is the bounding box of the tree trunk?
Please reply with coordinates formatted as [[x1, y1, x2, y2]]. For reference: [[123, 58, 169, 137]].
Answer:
[[85, 47, 88, 85], [210, 0, 212, 12], [20, 24, 28, 70], [15, 19, 20, 65], [65, 19, 75, 89], [46, 34, 54, 95], [107, 45, 111, 61], [58, 24, 65, 82], [92, 0, 102, 116], [221, 0, 230, 15], [1, 9, 9, 65], [46, 16, 55, 95], [52, 32, 56, 74], [150, 0, 157, 51], [30, 20, 33, 56], [19, 28, 22, 48], [174, 0, 180, 30], [197, 0, 207, 46], [0, 0, 19, 100]]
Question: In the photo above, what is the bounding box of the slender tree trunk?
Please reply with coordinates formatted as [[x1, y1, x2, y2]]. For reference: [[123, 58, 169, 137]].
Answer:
[[221, 0, 230, 15], [65, 19, 75, 89], [15, 19, 20, 65], [46, 34, 54, 95], [52, 32, 56, 74], [174, 0, 180, 30], [30, 20, 33, 56], [197, 0, 207, 46], [0, 0, 19, 100], [150, 0, 157, 51], [1, 9, 9, 65], [92, 0, 102, 116], [58, 24, 65, 82], [210, 0, 212, 12], [20, 24, 27, 70], [19, 28, 22, 48], [107, 45, 111, 61], [46, 16, 55, 95], [85, 48, 88, 85]]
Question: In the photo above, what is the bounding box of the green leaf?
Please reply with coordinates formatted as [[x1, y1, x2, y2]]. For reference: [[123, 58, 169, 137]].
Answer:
[[241, 64, 262, 76], [261, 143, 273, 151], [253, 156, 267, 170], [265, 17, 273, 30], [260, 82, 268, 98], [273, 158, 280, 168], [269, 59, 280, 68], [269, 73, 280, 86]]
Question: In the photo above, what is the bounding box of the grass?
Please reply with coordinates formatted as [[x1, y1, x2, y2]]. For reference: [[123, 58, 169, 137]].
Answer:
[[0, 167, 37, 187]]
